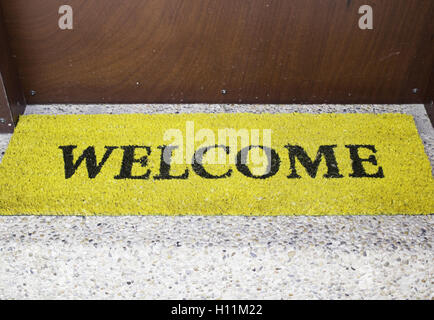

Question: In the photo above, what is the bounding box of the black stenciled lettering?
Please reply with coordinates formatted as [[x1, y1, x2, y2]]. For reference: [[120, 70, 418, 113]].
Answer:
[[345, 145, 384, 178], [114, 145, 151, 179], [192, 145, 232, 179], [154, 145, 189, 180], [284, 145, 344, 179], [236, 145, 280, 179], [59, 145, 117, 179]]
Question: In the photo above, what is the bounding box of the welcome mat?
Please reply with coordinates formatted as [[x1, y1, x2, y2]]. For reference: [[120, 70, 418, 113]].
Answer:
[[0, 113, 432, 215]]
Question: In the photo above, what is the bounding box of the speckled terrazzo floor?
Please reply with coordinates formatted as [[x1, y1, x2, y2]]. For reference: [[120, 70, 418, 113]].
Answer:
[[0, 104, 432, 299]]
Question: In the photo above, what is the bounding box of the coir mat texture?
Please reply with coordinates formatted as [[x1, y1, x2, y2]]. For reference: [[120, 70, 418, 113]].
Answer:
[[0, 113, 433, 216]]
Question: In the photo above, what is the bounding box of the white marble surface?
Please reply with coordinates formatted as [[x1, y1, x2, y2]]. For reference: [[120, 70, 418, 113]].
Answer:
[[0, 104, 432, 299]]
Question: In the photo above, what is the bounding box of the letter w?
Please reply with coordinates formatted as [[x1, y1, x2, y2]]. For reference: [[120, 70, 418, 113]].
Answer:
[[284, 145, 343, 178], [59, 145, 117, 179]]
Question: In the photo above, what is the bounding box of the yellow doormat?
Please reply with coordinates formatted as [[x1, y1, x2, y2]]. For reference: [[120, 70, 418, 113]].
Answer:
[[0, 113, 432, 215]]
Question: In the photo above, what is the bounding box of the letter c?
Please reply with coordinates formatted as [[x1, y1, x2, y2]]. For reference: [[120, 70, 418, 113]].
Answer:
[[192, 145, 232, 179]]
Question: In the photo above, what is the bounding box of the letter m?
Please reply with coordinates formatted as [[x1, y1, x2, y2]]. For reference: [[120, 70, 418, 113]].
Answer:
[[59, 145, 117, 179], [284, 145, 343, 178], [238, 305, 249, 315]]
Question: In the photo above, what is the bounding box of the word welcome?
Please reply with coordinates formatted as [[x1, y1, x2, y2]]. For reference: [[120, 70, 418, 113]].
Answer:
[[59, 144, 384, 180]]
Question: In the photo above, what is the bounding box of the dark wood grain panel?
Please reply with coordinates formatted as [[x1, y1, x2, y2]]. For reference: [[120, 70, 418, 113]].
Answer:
[[0, 6, 25, 133], [1, 0, 433, 104], [425, 102, 434, 127]]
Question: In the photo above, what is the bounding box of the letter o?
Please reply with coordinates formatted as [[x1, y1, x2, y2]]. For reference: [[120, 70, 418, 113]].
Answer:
[[236, 145, 280, 179]]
